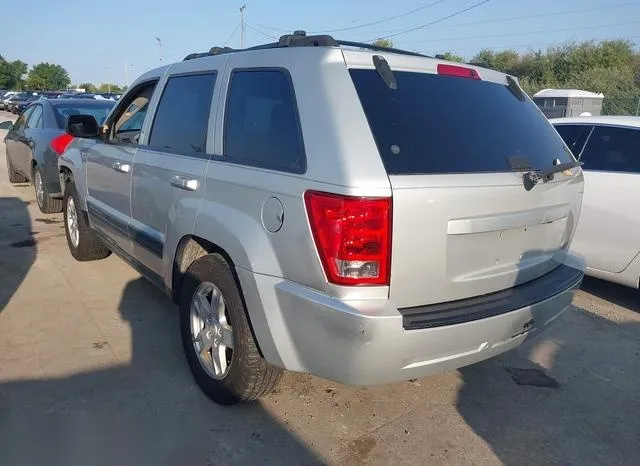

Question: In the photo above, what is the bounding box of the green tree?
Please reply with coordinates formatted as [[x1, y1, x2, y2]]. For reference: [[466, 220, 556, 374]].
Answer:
[[25, 63, 70, 90], [373, 38, 394, 48], [79, 82, 98, 93], [98, 83, 124, 93], [440, 52, 464, 63], [0, 56, 28, 89]]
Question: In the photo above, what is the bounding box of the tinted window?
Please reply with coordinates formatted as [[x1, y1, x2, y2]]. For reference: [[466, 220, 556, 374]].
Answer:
[[149, 73, 217, 154], [52, 102, 114, 129], [26, 105, 43, 129], [350, 70, 573, 174], [580, 126, 640, 173], [224, 70, 304, 172], [554, 124, 592, 157]]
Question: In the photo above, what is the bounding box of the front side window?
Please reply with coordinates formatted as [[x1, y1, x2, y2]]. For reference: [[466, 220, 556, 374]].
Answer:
[[580, 126, 640, 173], [224, 69, 304, 173], [149, 73, 217, 154], [108, 81, 157, 144], [26, 105, 43, 129], [554, 124, 592, 158]]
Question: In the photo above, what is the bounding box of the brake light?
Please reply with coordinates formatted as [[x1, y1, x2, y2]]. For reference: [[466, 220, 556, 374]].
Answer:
[[304, 191, 392, 286], [50, 134, 75, 156], [437, 63, 480, 80]]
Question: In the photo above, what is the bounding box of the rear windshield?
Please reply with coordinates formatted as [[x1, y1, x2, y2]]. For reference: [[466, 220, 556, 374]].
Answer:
[[52, 102, 114, 128], [349, 69, 573, 175]]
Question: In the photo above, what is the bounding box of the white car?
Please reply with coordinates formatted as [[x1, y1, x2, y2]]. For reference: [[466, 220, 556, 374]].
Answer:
[[551, 116, 640, 288]]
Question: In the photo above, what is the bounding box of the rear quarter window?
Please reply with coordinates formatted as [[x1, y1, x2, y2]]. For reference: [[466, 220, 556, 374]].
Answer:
[[224, 69, 305, 173], [350, 69, 573, 175]]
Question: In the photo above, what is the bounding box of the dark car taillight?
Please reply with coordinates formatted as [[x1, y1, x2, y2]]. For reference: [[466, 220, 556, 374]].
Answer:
[[305, 191, 392, 286]]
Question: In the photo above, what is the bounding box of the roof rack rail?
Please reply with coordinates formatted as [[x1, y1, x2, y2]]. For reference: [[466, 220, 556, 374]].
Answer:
[[337, 40, 429, 58], [183, 30, 429, 61]]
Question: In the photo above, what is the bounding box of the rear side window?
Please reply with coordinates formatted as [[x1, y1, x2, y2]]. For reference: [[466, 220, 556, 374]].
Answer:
[[580, 126, 640, 173], [554, 124, 592, 158], [224, 69, 304, 173], [149, 73, 217, 154], [349, 69, 573, 174], [26, 105, 43, 129]]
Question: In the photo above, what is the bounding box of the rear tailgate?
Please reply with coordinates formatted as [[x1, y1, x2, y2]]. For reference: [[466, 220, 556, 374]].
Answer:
[[347, 53, 583, 308]]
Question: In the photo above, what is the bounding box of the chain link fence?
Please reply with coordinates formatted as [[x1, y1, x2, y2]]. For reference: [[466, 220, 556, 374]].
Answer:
[[602, 96, 640, 116]]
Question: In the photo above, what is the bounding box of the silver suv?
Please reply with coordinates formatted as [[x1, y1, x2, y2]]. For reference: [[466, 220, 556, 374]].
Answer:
[[58, 33, 585, 405]]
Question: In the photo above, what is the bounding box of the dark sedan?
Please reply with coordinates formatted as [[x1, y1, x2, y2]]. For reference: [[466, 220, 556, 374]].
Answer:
[[14, 94, 41, 114], [1, 99, 115, 213]]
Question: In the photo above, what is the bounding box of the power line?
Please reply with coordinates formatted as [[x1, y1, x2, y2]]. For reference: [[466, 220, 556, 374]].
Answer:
[[248, 0, 451, 34], [223, 22, 242, 47], [313, 0, 450, 33], [401, 19, 640, 44], [366, 0, 640, 36], [370, 0, 492, 41], [245, 23, 279, 41]]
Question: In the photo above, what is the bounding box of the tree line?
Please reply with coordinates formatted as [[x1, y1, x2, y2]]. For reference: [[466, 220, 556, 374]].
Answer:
[[0, 56, 123, 93], [377, 39, 640, 115]]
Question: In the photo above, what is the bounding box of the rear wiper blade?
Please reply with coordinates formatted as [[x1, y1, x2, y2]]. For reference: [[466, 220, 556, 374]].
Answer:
[[522, 161, 583, 191]]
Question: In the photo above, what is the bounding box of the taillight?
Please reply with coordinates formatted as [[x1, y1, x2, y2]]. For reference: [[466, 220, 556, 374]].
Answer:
[[437, 63, 481, 80], [304, 191, 392, 286], [50, 134, 74, 156]]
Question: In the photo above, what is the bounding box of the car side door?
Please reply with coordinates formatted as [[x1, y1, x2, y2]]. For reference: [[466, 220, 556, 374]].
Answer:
[[130, 64, 220, 282], [571, 124, 640, 273], [5, 107, 34, 177], [21, 103, 44, 176], [85, 80, 158, 256]]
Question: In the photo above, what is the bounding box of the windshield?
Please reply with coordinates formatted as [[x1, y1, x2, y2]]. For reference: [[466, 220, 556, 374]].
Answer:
[[349, 69, 573, 175]]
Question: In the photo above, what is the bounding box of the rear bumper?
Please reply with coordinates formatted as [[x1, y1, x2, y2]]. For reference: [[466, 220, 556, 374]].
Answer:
[[237, 256, 584, 386]]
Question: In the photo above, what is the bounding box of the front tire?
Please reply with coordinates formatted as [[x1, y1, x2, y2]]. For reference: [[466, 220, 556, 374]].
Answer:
[[63, 180, 110, 261], [34, 166, 62, 214], [180, 254, 282, 405]]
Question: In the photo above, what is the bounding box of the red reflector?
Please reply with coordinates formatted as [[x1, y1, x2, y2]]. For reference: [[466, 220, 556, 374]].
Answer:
[[50, 134, 74, 156], [437, 63, 481, 80], [304, 191, 392, 286]]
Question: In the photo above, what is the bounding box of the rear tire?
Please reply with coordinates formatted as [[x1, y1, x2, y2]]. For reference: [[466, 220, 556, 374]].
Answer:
[[179, 254, 282, 405], [6, 155, 27, 183], [34, 166, 63, 214], [63, 180, 110, 261]]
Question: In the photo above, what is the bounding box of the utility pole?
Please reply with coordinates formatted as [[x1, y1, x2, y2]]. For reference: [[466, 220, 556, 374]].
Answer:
[[239, 5, 247, 48], [124, 61, 129, 87], [156, 37, 163, 63], [636, 96, 640, 116]]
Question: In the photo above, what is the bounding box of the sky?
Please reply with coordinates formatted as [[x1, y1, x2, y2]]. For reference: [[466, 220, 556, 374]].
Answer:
[[2, 0, 640, 86]]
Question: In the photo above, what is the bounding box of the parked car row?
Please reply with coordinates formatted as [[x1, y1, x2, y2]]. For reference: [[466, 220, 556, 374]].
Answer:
[[0, 91, 121, 113], [2, 34, 587, 405]]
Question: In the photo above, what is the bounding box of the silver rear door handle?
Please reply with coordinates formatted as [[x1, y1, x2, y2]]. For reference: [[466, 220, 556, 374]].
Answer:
[[170, 175, 198, 191], [112, 161, 131, 173]]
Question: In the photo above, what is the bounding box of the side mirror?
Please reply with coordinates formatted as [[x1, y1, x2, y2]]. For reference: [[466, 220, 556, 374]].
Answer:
[[0, 121, 13, 130], [66, 114, 100, 138]]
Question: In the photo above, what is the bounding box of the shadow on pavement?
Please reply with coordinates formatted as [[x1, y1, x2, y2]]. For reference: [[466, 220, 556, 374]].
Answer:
[[0, 197, 36, 313], [456, 304, 640, 466], [0, 278, 323, 466], [581, 276, 639, 313]]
